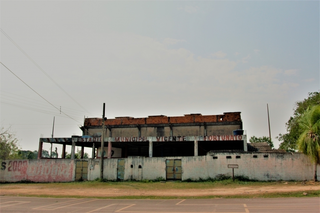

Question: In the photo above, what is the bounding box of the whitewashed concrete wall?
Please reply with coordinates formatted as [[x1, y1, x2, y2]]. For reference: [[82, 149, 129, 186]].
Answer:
[[0, 159, 75, 182], [87, 159, 117, 181], [182, 153, 319, 181], [87, 153, 320, 181]]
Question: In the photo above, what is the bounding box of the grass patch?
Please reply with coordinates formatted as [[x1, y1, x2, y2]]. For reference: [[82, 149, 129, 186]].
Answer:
[[4, 190, 319, 199]]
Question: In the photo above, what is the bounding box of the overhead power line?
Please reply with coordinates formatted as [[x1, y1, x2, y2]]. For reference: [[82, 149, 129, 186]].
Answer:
[[0, 62, 81, 123], [0, 28, 92, 115]]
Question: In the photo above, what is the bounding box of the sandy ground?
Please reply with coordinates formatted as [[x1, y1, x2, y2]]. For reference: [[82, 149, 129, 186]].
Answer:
[[1, 182, 319, 197]]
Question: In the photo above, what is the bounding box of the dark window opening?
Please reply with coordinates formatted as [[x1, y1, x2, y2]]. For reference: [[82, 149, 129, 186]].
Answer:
[[226, 156, 232, 159], [236, 156, 241, 159], [253, 155, 258, 158], [263, 155, 269, 158], [213, 156, 218, 159], [138, 165, 142, 169]]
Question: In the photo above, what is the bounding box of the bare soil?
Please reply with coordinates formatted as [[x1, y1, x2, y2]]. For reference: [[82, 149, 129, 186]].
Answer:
[[1, 181, 319, 197]]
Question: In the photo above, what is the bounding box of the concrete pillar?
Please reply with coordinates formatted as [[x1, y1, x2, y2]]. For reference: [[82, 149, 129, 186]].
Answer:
[[194, 140, 198, 156], [71, 141, 75, 159], [107, 140, 112, 159], [149, 141, 153, 157], [138, 126, 141, 137], [92, 143, 95, 159], [204, 124, 207, 136], [243, 135, 248, 152], [62, 144, 66, 159], [37, 139, 43, 159], [81, 145, 84, 159]]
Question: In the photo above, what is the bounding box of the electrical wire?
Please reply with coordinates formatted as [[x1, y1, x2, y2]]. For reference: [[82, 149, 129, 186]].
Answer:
[[1, 91, 88, 118], [0, 62, 81, 123], [0, 28, 92, 115]]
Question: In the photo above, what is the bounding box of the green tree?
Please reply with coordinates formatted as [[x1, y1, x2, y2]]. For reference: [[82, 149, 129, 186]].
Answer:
[[249, 136, 274, 149], [278, 92, 320, 152], [18, 150, 38, 159], [296, 105, 320, 181], [0, 128, 21, 160], [65, 150, 89, 159], [42, 150, 50, 158]]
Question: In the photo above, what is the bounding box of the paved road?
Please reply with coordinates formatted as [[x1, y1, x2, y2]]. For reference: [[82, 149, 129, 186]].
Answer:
[[0, 196, 319, 213]]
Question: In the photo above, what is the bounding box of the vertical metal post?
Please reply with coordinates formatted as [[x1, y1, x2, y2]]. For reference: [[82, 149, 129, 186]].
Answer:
[[100, 103, 105, 180]]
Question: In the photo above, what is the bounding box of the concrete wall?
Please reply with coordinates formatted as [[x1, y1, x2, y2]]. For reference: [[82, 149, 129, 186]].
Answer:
[[87, 159, 118, 181], [2, 153, 319, 182], [0, 159, 75, 182], [182, 153, 317, 181], [86, 153, 320, 181]]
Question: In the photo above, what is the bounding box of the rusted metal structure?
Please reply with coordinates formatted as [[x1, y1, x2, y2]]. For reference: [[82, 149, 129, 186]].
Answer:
[[37, 112, 246, 160]]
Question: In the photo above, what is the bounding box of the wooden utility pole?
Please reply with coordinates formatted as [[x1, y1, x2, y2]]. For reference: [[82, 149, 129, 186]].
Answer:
[[100, 103, 106, 180], [267, 104, 272, 142], [50, 116, 55, 158]]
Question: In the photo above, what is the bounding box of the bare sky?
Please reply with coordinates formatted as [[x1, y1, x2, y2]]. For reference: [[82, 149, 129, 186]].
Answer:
[[1, 0, 319, 153]]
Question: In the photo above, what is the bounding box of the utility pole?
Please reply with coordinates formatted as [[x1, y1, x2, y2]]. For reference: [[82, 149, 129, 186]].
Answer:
[[50, 116, 55, 158], [100, 103, 106, 180], [267, 104, 272, 142]]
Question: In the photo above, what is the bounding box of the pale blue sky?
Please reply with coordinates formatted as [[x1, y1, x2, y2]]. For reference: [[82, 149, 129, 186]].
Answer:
[[1, 1, 319, 153]]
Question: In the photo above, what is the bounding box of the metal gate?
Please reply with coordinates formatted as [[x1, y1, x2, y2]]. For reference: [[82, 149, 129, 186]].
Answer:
[[166, 159, 182, 180], [117, 159, 125, 180], [75, 160, 88, 181]]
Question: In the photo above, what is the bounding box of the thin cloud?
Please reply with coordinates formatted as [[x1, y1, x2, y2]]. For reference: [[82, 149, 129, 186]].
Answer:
[[304, 78, 315, 82], [284, 69, 298, 76], [162, 38, 186, 46], [178, 5, 200, 14], [212, 51, 227, 58]]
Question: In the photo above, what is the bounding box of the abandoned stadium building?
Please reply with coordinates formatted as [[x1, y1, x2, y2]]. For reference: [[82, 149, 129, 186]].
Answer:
[[37, 112, 245, 159], [1, 112, 319, 182]]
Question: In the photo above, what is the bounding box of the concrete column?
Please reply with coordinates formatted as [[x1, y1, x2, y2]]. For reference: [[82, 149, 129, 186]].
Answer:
[[71, 141, 75, 159], [243, 135, 248, 152], [149, 141, 153, 157], [204, 124, 207, 136], [107, 140, 112, 159], [62, 144, 66, 159], [138, 126, 141, 137], [194, 140, 198, 156], [37, 139, 43, 159], [81, 145, 84, 159], [92, 143, 95, 159]]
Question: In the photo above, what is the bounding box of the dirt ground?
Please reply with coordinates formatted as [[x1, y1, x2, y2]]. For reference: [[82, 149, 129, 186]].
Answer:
[[1, 181, 319, 197]]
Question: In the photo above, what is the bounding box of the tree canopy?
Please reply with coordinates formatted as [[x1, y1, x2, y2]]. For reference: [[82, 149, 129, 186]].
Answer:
[[296, 105, 320, 181], [249, 136, 274, 149], [278, 92, 320, 152], [0, 127, 21, 160]]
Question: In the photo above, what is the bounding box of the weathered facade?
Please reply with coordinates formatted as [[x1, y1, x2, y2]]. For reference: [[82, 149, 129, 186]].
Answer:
[[2, 111, 312, 183], [1, 153, 319, 182], [37, 112, 245, 160]]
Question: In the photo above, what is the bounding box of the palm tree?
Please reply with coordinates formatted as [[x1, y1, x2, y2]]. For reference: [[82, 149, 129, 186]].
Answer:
[[297, 105, 320, 181]]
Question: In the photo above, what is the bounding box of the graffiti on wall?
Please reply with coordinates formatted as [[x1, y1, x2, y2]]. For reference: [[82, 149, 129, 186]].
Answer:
[[1, 160, 28, 172], [0, 160, 74, 182]]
